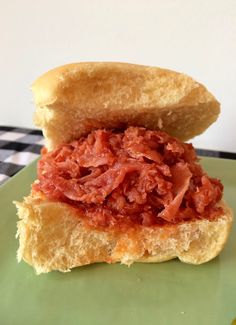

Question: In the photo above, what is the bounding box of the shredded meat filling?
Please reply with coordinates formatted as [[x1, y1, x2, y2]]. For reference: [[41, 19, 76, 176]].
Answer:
[[33, 127, 223, 228]]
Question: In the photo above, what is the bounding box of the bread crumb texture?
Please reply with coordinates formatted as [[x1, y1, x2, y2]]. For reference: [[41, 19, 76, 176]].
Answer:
[[15, 195, 232, 274], [32, 62, 220, 150]]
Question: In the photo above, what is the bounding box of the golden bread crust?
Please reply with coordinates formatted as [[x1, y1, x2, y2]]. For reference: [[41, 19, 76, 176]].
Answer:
[[31, 62, 220, 150], [14, 195, 233, 274]]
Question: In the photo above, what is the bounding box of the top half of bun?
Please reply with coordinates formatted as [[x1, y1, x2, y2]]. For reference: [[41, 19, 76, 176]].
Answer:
[[32, 62, 220, 151]]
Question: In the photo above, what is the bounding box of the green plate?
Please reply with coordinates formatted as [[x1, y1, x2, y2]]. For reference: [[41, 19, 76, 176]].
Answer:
[[0, 157, 236, 325]]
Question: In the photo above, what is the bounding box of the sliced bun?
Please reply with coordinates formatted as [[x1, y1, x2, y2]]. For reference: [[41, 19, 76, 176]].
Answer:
[[15, 62, 230, 274], [32, 62, 220, 151], [14, 194, 233, 274]]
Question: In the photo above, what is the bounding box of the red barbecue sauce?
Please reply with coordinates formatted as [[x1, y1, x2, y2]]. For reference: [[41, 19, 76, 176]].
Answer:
[[33, 127, 223, 229]]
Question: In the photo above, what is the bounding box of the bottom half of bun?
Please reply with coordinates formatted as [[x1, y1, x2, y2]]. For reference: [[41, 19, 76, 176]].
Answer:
[[14, 195, 233, 274]]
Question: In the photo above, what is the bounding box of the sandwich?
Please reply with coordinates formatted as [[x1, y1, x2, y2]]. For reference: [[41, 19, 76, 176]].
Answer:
[[14, 62, 233, 274]]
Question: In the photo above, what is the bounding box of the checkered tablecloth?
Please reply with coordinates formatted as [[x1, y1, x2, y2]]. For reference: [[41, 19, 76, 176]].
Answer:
[[0, 126, 44, 185]]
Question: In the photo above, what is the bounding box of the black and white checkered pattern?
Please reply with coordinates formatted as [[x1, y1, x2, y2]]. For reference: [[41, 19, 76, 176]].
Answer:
[[0, 126, 44, 185]]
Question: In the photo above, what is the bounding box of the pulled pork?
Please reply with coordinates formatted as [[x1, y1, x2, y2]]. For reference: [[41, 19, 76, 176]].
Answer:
[[33, 127, 223, 228]]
